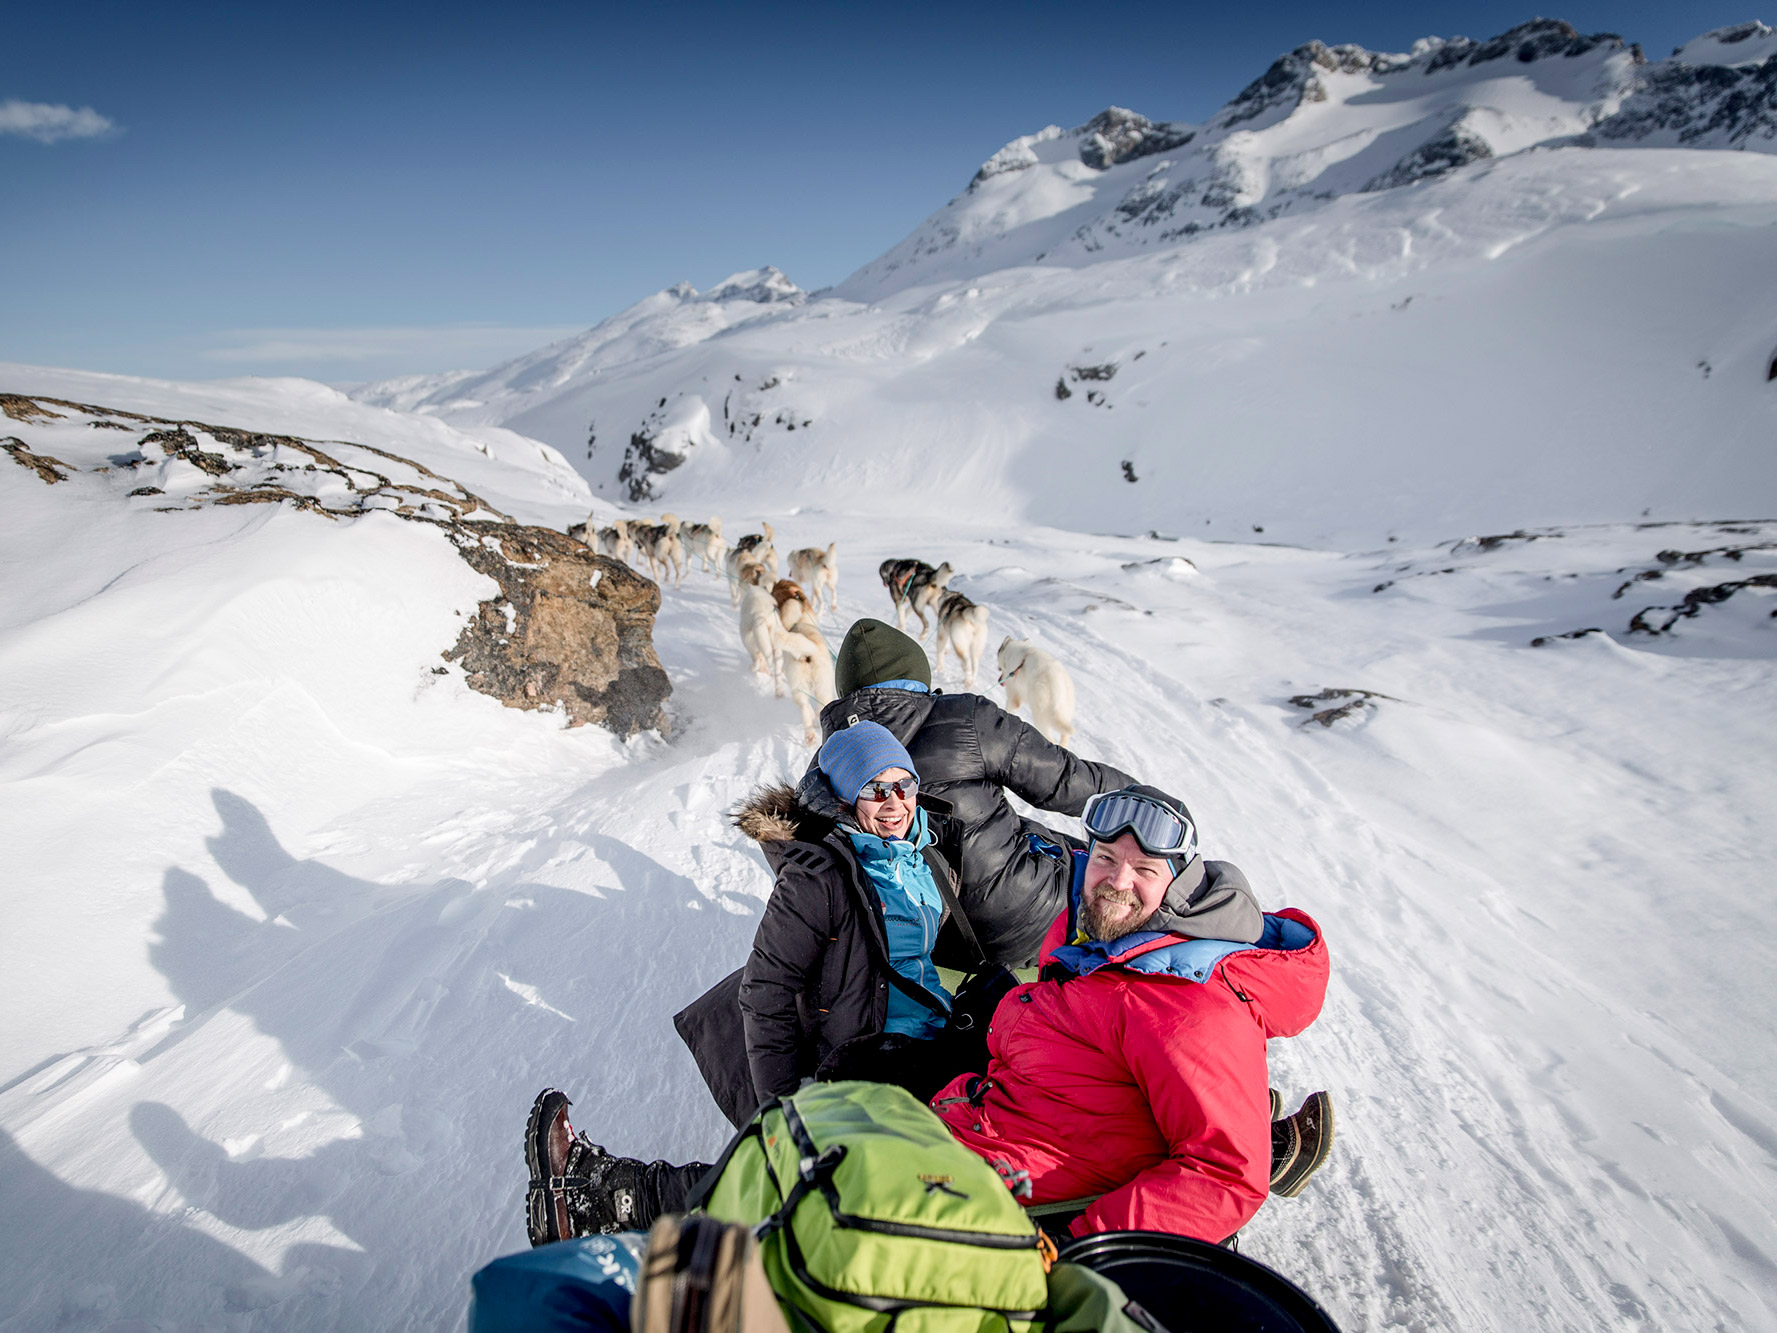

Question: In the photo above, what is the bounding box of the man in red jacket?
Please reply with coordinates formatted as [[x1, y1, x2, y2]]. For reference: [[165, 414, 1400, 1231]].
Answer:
[[930, 786, 1330, 1243]]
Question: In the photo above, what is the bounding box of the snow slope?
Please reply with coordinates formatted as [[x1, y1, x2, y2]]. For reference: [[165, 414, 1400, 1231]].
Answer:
[[3, 365, 1774, 1327]]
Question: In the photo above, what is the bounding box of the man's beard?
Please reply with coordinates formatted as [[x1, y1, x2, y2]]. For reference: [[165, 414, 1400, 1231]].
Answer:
[[1080, 889, 1158, 943]]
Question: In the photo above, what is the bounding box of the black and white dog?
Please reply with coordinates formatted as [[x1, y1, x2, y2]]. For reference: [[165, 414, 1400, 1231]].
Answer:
[[878, 558, 953, 637]]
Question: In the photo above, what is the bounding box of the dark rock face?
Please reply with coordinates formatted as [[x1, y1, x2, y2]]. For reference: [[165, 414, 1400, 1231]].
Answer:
[[1364, 119, 1494, 192], [1593, 49, 1777, 147], [1, 393, 671, 738], [1075, 108, 1195, 170], [444, 523, 669, 736], [618, 426, 684, 503]]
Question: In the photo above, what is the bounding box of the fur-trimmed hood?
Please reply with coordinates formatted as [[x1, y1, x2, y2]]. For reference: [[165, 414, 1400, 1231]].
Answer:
[[732, 782, 824, 844]]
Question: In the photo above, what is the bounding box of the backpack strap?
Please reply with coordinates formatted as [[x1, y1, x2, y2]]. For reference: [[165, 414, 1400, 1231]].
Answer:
[[919, 845, 987, 969]]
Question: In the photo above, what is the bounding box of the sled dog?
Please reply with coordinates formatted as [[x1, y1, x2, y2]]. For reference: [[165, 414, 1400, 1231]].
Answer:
[[632, 514, 684, 588], [780, 618, 837, 745], [787, 543, 838, 614], [879, 559, 953, 636], [934, 591, 990, 687], [596, 520, 636, 566], [771, 579, 811, 630], [726, 523, 779, 603], [996, 637, 1076, 747], [737, 565, 783, 695], [733, 523, 778, 578], [682, 517, 726, 575]]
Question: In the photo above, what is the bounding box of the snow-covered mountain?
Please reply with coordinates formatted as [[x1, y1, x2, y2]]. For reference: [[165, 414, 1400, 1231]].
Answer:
[[354, 21, 1777, 545]]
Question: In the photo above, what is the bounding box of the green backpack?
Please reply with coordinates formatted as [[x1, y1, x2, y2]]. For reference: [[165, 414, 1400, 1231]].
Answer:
[[693, 1081, 1051, 1333]]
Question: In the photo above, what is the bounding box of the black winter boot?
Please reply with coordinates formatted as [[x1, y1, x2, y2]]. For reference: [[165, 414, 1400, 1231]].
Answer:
[[1270, 1090, 1335, 1198], [525, 1088, 649, 1245]]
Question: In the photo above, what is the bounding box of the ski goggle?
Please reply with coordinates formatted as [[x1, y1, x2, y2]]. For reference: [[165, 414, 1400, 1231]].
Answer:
[[858, 777, 919, 803], [1082, 790, 1197, 860]]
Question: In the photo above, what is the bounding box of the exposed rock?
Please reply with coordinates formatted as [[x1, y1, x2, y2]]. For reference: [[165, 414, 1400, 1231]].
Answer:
[[1628, 574, 1777, 634], [618, 426, 684, 503], [444, 524, 669, 736], [3, 438, 72, 484], [1364, 117, 1494, 192], [1075, 108, 1195, 170], [1531, 627, 1605, 646], [1593, 49, 1777, 148], [1288, 686, 1398, 727], [1, 394, 670, 737], [1451, 530, 1547, 553]]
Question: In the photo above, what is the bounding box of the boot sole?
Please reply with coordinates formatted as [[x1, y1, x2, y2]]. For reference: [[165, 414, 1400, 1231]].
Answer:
[[1272, 1090, 1335, 1199], [526, 1088, 573, 1246]]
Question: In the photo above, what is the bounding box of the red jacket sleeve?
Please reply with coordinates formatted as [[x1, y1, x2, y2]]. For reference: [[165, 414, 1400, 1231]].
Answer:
[[1074, 979, 1270, 1242]]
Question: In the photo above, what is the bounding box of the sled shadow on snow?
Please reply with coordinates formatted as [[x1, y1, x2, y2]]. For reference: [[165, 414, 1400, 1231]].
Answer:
[[9, 789, 760, 1328]]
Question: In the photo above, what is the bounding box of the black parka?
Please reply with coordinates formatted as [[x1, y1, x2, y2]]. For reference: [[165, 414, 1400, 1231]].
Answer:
[[675, 785, 973, 1127], [796, 687, 1138, 965]]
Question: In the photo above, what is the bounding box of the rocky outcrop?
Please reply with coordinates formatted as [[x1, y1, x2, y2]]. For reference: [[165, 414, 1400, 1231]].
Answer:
[[444, 523, 668, 734], [0, 393, 670, 737], [1593, 32, 1777, 148], [1363, 115, 1494, 192], [1075, 108, 1195, 170]]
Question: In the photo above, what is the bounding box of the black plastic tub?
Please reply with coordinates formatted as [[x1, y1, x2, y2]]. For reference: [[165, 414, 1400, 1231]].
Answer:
[[1058, 1231, 1342, 1333]]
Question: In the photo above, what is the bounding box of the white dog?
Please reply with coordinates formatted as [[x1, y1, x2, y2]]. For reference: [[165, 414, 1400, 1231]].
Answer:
[[996, 637, 1076, 748], [596, 519, 636, 566], [682, 517, 726, 575], [787, 542, 838, 614], [780, 619, 837, 745], [737, 565, 783, 695], [934, 591, 990, 688]]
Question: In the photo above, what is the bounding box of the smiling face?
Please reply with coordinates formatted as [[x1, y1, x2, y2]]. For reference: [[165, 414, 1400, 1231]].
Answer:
[[851, 766, 916, 839], [1079, 833, 1175, 942]]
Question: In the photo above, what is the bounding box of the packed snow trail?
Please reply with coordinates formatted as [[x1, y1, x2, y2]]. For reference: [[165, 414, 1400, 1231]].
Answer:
[[2, 499, 1772, 1330]]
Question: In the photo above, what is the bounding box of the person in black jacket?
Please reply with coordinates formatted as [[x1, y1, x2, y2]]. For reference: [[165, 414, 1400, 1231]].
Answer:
[[799, 618, 1139, 966], [674, 720, 1002, 1129], [527, 722, 992, 1243]]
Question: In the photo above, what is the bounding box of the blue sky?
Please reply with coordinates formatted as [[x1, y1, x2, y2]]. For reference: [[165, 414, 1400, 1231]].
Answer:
[[1, 1, 1753, 384]]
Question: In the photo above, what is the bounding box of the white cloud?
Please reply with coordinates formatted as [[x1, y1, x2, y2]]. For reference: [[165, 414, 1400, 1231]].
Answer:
[[0, 99, 117, 144]]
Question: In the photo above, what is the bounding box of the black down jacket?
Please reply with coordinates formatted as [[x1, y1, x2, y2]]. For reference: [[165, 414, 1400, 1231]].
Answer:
[[796, 687, 1137, 965], [674, 784, 976, 1127]]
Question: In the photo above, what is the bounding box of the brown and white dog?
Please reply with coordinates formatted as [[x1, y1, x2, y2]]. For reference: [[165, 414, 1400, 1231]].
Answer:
[[786, 542, 838, 614], [996, 637, 1076, 748], [934, 590, 990, 687], [771, 578, 812, 631]]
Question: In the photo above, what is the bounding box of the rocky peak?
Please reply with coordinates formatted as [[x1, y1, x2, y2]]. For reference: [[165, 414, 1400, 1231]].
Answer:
[[1075, 107, 1196, 170], [1424, 18, 1636, 73], [699, 266, 804, 305]]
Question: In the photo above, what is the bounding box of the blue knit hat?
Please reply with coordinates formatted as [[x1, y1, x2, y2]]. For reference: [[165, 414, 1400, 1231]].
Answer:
[[818, 721, 920, 804]]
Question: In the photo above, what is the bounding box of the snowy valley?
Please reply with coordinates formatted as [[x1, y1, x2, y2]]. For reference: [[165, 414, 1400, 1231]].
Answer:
[[2, 17, 1776, 1333]]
